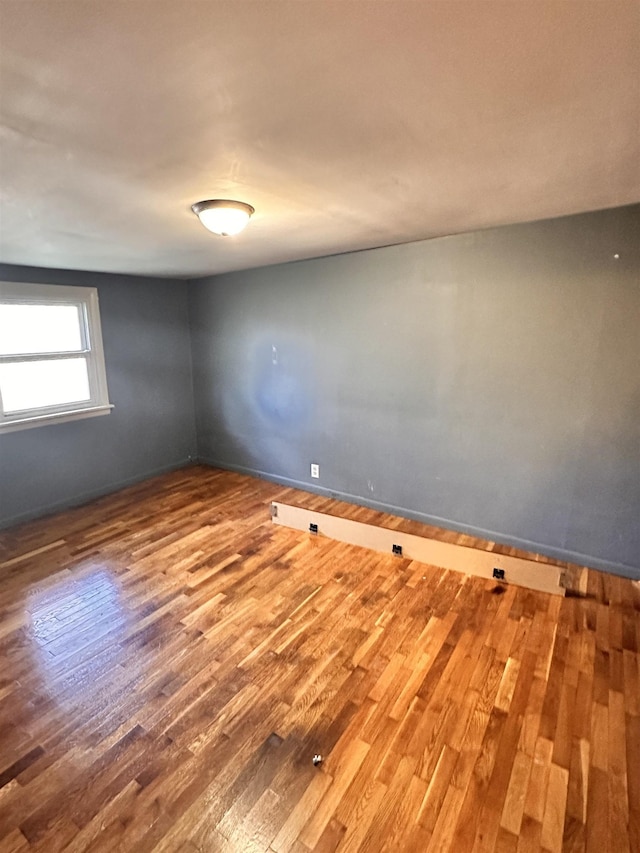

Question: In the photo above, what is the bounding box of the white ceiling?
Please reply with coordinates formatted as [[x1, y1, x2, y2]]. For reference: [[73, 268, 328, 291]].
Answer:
[[1, 1, 639, 279]]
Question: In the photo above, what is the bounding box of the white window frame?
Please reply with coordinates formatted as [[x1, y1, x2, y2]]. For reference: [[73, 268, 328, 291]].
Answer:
[[0, 281, 113, 433]]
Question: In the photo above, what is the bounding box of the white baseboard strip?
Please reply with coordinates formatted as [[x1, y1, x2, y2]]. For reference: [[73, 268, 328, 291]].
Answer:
[[271, 501, 565, 596]]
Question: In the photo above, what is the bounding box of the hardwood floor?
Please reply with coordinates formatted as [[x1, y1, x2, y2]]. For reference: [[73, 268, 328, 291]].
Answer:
[[0, 465, 638, 852]]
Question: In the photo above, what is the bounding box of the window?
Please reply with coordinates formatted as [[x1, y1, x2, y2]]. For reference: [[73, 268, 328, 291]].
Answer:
[[0, 282, 112, 433]]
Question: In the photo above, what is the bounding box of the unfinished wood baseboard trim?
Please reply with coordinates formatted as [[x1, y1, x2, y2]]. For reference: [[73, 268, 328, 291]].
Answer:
[[271, 502, 565, 596]]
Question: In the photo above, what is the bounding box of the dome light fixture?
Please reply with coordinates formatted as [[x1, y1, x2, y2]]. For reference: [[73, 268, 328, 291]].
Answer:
[[191, 199, 255, 236]]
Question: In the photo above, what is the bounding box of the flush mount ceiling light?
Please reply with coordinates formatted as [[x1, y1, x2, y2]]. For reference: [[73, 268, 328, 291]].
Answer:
[[191, 199, 255, 236]]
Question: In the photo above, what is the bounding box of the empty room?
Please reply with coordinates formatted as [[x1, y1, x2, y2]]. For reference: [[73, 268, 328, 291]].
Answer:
[[0, 2, 639, 852]]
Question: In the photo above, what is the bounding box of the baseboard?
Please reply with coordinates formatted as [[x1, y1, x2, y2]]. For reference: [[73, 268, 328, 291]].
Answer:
[[0, 459, 194, 531], [198, 456, 640, 580], [272, 501, 565, 595]]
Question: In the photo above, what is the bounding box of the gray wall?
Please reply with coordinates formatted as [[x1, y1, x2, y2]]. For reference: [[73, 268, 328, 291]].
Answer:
[[0, 264, 197, 527], [189, 205, 640, 578]]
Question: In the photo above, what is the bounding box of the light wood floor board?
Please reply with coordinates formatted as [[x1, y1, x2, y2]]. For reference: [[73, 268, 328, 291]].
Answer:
[[0, 465, 638, 852]]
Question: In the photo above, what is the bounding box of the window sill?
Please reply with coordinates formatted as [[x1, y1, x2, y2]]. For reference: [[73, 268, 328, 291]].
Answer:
[[0, 404, 114, 434]]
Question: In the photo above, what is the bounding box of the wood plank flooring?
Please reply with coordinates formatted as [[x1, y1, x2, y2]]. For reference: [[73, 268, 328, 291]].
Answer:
[[0, 465, 638, 852]]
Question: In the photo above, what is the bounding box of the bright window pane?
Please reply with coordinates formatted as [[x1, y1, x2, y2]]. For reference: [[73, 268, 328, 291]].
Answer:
[[0, 358, 90, 413], [0, 304, 83, 355]]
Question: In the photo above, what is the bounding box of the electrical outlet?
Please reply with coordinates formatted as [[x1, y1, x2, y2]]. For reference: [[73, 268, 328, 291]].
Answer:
[[311, 463, 320, 478], [493, 567, 505, 581]]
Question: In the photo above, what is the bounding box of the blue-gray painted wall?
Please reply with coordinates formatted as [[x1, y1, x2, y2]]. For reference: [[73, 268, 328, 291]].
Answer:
[[189, 205, 640, 578], [0, 264, 197, 527], [2, 207, 638, 577]]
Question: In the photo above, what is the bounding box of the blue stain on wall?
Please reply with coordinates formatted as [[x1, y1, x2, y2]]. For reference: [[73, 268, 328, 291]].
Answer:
[[252, 340, 312, 429]]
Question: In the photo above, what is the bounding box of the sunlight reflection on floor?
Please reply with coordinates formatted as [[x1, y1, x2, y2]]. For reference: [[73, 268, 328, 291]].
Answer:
[[25, 565, 129, 708]]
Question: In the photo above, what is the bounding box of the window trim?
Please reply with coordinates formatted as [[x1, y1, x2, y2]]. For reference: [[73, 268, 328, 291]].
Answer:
[[0, 281, 113, 433]]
